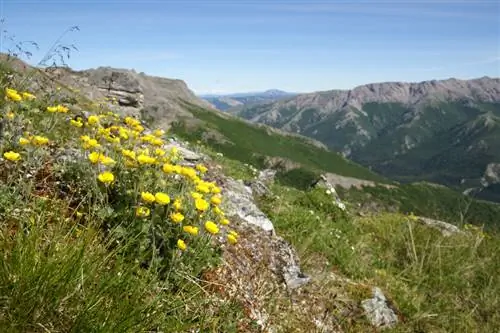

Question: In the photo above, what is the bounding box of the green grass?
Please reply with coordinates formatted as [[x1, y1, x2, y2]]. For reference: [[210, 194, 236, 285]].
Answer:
[[170, 101, 388, 183], [336, 182, 500, 231], [255, 183, 500, 332]]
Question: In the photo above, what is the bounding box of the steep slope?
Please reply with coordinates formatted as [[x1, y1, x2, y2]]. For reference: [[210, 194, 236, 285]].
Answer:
[[234, 77, 500, 201]]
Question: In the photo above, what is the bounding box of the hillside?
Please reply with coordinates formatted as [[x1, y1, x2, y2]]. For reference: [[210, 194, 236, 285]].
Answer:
[[201, 89, 296, 111], [1, 53, 500, 333], [232, 77, 500, 201]]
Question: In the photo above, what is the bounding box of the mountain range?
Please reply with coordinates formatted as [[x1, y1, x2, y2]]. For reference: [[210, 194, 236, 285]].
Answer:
[[200, 89, 296, 111], [228, 77, 500, 202]]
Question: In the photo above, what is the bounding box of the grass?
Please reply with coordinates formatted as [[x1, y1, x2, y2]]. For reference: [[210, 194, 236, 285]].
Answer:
[[2, 43, 499, 332], [255, 183, 500, 332], [336, 182, 500, 231], [0, 59, 247, 332]]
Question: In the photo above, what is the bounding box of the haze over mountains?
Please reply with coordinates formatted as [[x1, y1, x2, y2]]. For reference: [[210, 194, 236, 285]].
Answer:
[[200, 89, 297, 111], [229, 76, 500, 201]]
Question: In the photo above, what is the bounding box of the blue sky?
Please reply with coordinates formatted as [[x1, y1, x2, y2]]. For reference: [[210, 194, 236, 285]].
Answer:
[[1, 0, 499, 94]]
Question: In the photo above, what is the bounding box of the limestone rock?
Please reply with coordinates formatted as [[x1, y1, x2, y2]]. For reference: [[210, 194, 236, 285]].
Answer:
[[361, 287, 399, 328]]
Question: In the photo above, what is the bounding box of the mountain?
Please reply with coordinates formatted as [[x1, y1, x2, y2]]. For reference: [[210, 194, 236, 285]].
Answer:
[[200, 89, 297, 111], [232, 77, 500, 202]]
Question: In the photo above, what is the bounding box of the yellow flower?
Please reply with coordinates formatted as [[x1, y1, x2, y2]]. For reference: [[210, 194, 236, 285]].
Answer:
[[204, 221, 219, 235], [154, 148, 166, 157], [87, 115, 100, 125], [221, 218, 230, 226], [125, 116, 141, 127], [151, 138, 163, 146], [80, 135, 91, 142], [97, 171, 115, 184], [211, 185, 222, 194], [88, 152, 100, 164], [161, 163, 174, 174], [177, 239, 187, 251], [32, 135, 49, 146], [6, 112, 15, 119], [46, 106, 58, 113], [137, 154, 156, 165], [210, 195, 222, 206], [196, 183, 210, 194], [5, 88, 22, 102], [3, 151, 21, 161], [196, 164, 208, 173], [214, 206, 225, 216], [170, 212, 185, 223], [82, 138, 100, 149], [191, 192, 203, 200], [121, 149, 136, 160], [136, 206, 150, 217], [183, 225, 199, 236], [18, 137, 30, 145], [173, 198, 182, 211], [100, 156, 116, 166], [227, 234, 238, 244], [21, 92, 36, 100], [70, 119, 83, 127], [153, 129, 164, 137], [155, 192, 170, 205], [141, 192, 156, 203], [229, 230, 238, 237]]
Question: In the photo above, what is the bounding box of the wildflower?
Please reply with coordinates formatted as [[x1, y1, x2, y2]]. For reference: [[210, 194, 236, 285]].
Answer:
[[151, 138, 163, 146], [227, 234, 238, 244], [155, 192, 170, 205], [5, 88, 22, 102], [220, 218, 230, 226], [177, 239, 187, 251], [100, 156, 116, 166], [3, 151, 21, 162], [88, 152, 102, 164], [183, 225, 199, 236], [173, 198, 182, 211], [22, 92, 36, 100], [210, 195, 222, 206], [191, 192, 203, 200], [82, 138, 101, 150], [80, 135, 91, 142], [125, 116, 140, 127], [19, 137, 30, 145], [87, 115, 100, 125], [204, 221, 219, 235], [32, 135, 49, 146], [170, 212, 185, 223], [211, 185, 222, 194], [214, 206, 225, 216], [121, 149, 136, 160], [229, 230, 238, 238], [47, 105, 69, 113], [196, 183, 210, 194], [137, 154, 156, 165], [6, 112, 15, 119], [154, 148, 166, 157], [196, 164, 208, 173], [141, 192, 156, 203], [153, 129, 164, 137], [136, 206, 151, 217], [97, 171, 115, 184], [70, 119, 83, 127], [46, 106, 58, 113]]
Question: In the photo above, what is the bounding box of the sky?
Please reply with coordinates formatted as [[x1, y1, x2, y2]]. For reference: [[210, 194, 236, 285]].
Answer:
[[1, 0, 499, 94]]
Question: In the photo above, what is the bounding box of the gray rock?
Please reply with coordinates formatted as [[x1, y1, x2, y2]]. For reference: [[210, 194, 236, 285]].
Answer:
[[223, 178, 274, 233], [271, 236, 311, 289], [416, 216, 463, 237], [361, 287, 398, 328], [163, 143, 203, 162], [257, 168, 276, 183]]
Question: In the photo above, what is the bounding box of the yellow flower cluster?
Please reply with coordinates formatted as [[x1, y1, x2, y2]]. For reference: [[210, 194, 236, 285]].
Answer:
[[2, 87, 240, 254]]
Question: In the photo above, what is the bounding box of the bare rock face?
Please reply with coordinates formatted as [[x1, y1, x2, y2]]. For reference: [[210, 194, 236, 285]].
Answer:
[[361, 287, 399, 328], [416, 217, 463, 237]]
